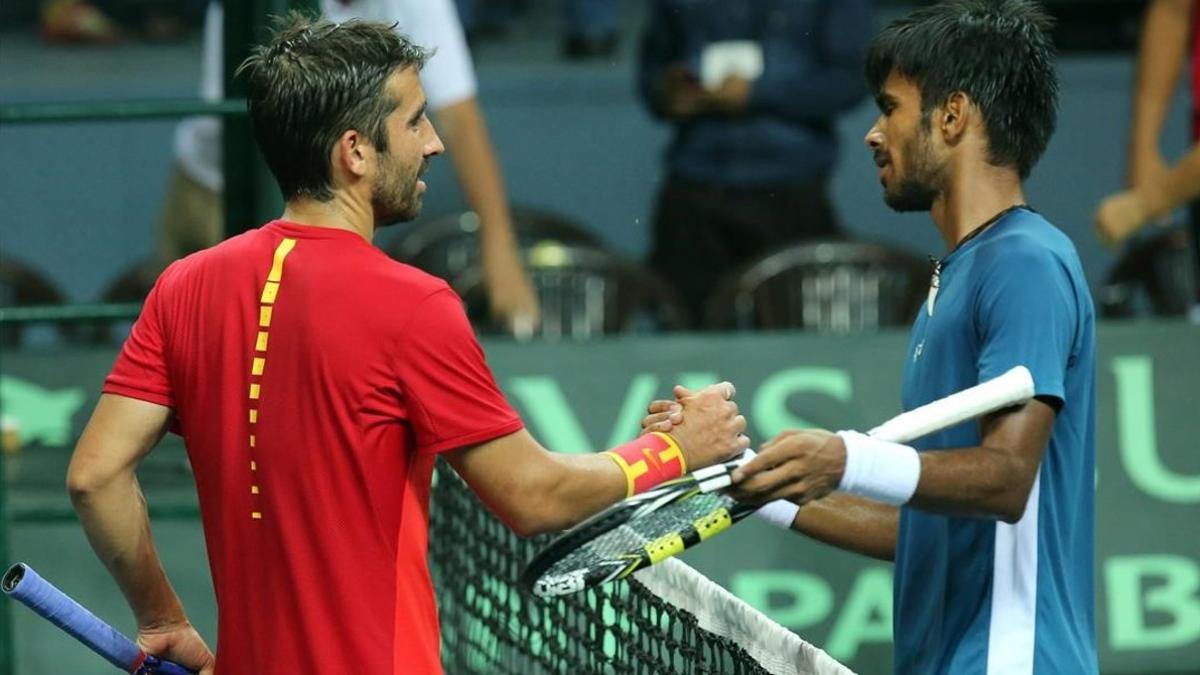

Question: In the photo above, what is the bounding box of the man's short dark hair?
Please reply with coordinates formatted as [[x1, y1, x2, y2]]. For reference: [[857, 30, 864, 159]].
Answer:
[[865, 0, 1059, 179], [237, 13, 430, 201]]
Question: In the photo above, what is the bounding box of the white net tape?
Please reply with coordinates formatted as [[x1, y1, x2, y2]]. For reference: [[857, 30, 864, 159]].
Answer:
[[634, 558, 856, 675]]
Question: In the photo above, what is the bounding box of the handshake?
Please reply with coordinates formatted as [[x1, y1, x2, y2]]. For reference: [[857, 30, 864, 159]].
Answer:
[[639, 382, 850, 508]]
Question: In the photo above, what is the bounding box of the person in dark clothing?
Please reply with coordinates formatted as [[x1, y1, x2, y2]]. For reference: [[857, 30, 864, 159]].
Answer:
[[638, 0, 872, 325]]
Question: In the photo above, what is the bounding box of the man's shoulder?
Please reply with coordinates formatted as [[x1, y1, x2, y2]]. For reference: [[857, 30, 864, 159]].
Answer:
[[359, 252, 453, 297], [976, 211, 1084, 276], [152, 229, 264, 289]]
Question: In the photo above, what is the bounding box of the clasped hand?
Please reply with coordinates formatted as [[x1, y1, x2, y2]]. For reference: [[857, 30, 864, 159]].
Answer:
[[643, 394, 847, 506]]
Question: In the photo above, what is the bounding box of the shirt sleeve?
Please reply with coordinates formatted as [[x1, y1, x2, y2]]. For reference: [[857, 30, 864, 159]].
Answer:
[[319, 0, 477, 109], [103, 270, 175, 408], [394, 288, 523, 454], [747, 0, 871, 122], [974, 240, 1079, 406], [400, 0, 478, 109]]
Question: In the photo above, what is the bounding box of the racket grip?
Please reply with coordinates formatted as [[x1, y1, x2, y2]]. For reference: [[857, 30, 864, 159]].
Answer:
[[866, 366, 1034, 443], [695, 454, 754, 493], [2, 563, 197, 675], [144, 655, 197, 675]]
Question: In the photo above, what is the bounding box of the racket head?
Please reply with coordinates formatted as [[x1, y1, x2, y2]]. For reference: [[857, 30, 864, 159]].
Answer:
[[521, 476, 758, 598]]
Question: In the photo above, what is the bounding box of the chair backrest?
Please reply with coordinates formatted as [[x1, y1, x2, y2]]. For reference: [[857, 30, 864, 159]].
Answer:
[[455, 242, 690, 340], [387, 206, 602, 281], [1100, 226, 1196, 318], [0, 255, 69, 347], [707, 239, 929, 332]]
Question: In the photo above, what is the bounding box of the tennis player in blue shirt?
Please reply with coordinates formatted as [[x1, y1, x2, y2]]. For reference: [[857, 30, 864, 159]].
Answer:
[[724, 1, 1098, 672]]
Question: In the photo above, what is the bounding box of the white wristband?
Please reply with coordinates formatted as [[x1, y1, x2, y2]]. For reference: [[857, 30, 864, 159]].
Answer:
[[836, 430, 921, 505], [753, 499, 801, 530]]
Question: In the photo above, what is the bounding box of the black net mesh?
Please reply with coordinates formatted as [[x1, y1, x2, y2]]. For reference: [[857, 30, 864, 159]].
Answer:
[[430, 461, 774, 675]]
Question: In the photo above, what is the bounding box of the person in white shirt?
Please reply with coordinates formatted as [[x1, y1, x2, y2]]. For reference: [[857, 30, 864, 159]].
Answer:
[[164, 0, 540, 330]]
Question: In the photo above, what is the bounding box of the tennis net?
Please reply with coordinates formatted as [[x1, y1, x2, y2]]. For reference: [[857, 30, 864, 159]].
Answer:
[[429, 461, 853, 675]]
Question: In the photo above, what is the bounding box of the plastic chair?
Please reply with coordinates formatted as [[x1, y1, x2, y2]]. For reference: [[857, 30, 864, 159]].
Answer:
[[706, 239, 930, 332], [454, 242, 691, 340], [1099, 225, 1196, 318], [387, 206, 602, 282], [0, 255, 71, 347]]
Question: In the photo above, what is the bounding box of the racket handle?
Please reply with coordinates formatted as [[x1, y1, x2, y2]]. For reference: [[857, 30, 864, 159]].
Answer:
[[695, 455, 754, 493], [2, 563, 197, 675], [143, 655, 197, 675], [866, 366, 1034, 443]]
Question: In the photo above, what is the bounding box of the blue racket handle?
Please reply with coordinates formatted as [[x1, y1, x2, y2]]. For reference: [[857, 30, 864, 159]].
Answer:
[[2, 563, 195, 674]]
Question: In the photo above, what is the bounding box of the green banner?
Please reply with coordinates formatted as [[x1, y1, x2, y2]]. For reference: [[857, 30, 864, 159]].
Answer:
[[0, 322, 1197, 673]]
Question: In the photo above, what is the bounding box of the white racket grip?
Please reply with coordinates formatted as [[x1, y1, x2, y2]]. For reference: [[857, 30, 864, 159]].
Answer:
[[696, 453, 755, 493], [712, 449, 801, 529], [866, 366, 1034, 443]]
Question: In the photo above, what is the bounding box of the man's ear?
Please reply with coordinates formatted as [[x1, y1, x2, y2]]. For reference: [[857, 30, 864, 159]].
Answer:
[[334, 129, 372, 179], [938, 91, 971, 145]]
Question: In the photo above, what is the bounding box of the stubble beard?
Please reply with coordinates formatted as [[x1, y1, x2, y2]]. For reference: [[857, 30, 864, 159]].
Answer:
[[372, 156, 424, 226], [883, 127, 944, 213]]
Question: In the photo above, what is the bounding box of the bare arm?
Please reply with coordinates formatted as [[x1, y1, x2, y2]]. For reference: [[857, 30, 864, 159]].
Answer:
[[434, 98, 540, 329], [446, 429, 626, 536], [1097, 0, 1197, 244], [1099, 142, 1200, 239], [731, 399, 1056, 557], [1128, 0, 1193, 188], [789, 494, 899, 562], [68, 394, 215, 673], [906, 399, 1054, 522], [448, 384, 747, 537]]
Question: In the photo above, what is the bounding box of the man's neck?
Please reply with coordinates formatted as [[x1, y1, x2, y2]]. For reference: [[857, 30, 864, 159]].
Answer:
[[280, 192, 376, 242], [929, 161, 1026, 251]]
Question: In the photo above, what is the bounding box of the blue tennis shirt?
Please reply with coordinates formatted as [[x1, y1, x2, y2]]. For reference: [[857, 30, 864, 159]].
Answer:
[[894, 208, 1098, 674]]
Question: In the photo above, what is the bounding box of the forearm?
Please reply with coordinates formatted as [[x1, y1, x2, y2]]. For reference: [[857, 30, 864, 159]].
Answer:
[[1129, 0, 1192, 158], [69, 475, 184, 628], [435, 99, 519, 255], [1143, 143, 1200, 215], [908, 445, 1037, 523], [530, 452, 628, 533], [450, 429, 628, 537], [791, 494, 897, 561]]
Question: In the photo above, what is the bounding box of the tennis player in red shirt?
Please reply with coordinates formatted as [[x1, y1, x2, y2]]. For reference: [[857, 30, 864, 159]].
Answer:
[[66, 15, 748, 675]]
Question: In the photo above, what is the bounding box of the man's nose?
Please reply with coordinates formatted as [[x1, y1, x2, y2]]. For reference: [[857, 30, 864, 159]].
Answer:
[[864, 123, 883, 150]]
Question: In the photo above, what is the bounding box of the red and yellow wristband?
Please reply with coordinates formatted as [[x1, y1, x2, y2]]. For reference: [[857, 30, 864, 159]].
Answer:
[[603, 432, 687, 498]]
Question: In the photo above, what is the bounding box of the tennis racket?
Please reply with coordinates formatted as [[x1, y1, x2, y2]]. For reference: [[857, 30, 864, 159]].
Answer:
[[522, 365, 1035, 598], [2, 563, 195, 674]]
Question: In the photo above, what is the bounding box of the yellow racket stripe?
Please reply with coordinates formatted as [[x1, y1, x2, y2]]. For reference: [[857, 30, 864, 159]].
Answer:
[[645, 532, 686, 564], [694, 507, 734, 541]]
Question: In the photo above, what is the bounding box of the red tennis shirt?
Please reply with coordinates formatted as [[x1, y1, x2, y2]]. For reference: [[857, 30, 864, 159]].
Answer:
[[104, 220, 524, 674]]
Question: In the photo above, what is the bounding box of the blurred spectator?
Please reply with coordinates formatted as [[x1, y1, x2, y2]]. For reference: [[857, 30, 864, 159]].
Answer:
[[454, 0, 518, 42], [638, 0, 872, 325], [1094, 0, 1200, 319], [40, 0, 195, 43], [563, 0, 617, 60], [41, 0, 119, 43], [454, 0, 617, 59], [163, 0, 540, 331]]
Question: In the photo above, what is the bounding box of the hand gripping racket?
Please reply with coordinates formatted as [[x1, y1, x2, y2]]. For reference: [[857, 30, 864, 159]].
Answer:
[[521, 366, 1035, 598], [3, 563, 195, 674]]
